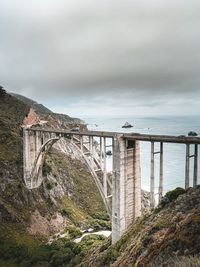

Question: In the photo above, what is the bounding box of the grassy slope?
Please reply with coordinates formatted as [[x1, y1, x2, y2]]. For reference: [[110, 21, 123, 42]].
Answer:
[[80, 187, 200, 267], [46, 149, 104, 216]]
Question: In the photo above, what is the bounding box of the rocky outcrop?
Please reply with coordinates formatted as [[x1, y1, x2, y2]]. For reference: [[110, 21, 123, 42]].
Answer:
[[27, 210, 67, 236], [23, 107, 40, 126], [141, 189, 151, 214]]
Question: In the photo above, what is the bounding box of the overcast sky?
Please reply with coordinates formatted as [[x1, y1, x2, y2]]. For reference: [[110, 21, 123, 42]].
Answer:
[[0, 0, 200, 118]]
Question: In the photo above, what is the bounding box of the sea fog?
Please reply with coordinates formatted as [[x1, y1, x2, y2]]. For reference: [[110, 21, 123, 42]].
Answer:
[[84, 116, 200, 193]]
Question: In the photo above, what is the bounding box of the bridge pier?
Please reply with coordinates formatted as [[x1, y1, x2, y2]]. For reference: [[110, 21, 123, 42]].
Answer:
[[185, 144, 190, 189], [23, 128, 43, 188], [112, 135, 141, 244], [193, 144, 198, 187], [159, 142, 164, 202], [23, 128, 59, 188], [150, 142, 164, 206], [103, 137, 108, 198], [150, 142, 155, 207], [185, 144, 199, 189]]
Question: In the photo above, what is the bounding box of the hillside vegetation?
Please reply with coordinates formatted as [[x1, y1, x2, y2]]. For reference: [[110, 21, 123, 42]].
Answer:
[[0, 90, 29, 161], [0, 88, 107, 266], [80, 186, 200, 267]]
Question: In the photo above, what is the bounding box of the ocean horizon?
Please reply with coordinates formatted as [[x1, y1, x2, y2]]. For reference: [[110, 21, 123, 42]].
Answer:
[[84, 115, 200, 193]]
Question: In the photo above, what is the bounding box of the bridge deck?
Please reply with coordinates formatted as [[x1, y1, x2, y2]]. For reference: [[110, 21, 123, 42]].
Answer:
[[26, 127, 200, 144]]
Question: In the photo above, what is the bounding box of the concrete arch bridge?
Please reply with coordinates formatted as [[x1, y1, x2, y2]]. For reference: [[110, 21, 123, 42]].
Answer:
[[23, 127, 200, 243]]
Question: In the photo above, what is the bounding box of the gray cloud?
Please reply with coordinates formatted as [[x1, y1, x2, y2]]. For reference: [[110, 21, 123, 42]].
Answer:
[[0, 0, 200, 115]]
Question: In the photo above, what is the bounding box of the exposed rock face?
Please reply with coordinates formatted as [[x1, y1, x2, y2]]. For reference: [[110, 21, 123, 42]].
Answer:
[[141, 189, 151, 214], [23, 108, 40, 126], [27, 210, 67, 236]]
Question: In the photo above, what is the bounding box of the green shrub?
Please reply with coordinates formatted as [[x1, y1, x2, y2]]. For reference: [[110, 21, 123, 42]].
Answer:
[[153, 206, 162, 214], [86, 217, 111, 231], [42, 163, 52, 176], [68, 226, 82, 239], [61, 208, 72, 217], [78, 234, 106, 255], [102, 247, 119, 265], [165, 187, 185, 201], [69, 254, 82, 266], [64, 241, 81, 254], [91, 212, 110, 221], [153, 187, 186, 213], [46, 182, 54, 190]]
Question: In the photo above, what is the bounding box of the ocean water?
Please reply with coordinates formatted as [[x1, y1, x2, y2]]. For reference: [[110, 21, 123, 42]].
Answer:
[[84, 116, 200, 193]]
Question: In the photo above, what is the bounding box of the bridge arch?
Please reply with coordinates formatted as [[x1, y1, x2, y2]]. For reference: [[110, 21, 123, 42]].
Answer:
[[28, 137, 59, 188], [23, 127, 142, 244], [23, 129, 112, 216]]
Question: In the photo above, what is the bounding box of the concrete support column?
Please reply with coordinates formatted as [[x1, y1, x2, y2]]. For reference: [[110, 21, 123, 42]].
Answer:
[[150, 142, 155, 208], [100, 137, 103, 169], [36, 131, 42, 154], [35, 131, 38, 154], [103, 137, 107, 198], [112, 135, 141, 244], [159, 142, 164, 203], [80, 135, 83, 152], [193, 144, 198, 187], [23, 128, 38, 188], [23, 128, 31, 187], [185, 144, 190, 189], [89, 136, 94, 168]]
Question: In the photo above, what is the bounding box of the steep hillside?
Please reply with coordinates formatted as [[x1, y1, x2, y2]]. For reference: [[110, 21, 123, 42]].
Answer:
[[0, 88, 105, 222], [80, 186, 200, 267], [10, 93, 52, 115], [11, 93, 84, 125], [0, 90, 29, 161], [0, 88, 107, 266]]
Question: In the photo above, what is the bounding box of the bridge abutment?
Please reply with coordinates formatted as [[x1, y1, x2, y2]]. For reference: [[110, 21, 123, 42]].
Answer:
[[112, 135, 141, 244]]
